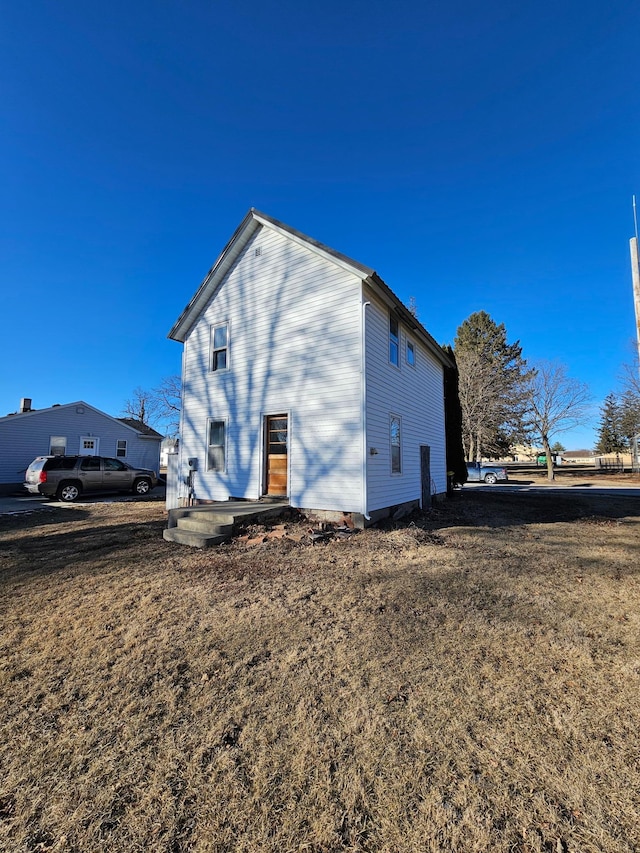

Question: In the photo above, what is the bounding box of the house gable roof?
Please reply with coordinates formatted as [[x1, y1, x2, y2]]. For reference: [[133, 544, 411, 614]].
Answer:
[[0, 401, 162, 440], [117, 418, 163, 439], [168, 209, 453, 369]]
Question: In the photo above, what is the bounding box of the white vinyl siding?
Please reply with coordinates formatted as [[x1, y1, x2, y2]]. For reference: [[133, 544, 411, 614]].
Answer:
[[180, 226, 363, 511], [364, 289, 447, 511]]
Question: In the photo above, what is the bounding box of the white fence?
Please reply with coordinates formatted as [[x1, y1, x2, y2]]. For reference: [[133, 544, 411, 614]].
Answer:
[[166, 453, 180, 511]]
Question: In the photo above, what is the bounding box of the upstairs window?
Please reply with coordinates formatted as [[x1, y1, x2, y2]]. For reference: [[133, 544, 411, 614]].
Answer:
[[389, 315, 399, 366], [210, 323, 229, 372], [116, 440, 127, 458], [208, 420, 226, 472], [407, 340, 415, 367], [390, 415, 402, 474]]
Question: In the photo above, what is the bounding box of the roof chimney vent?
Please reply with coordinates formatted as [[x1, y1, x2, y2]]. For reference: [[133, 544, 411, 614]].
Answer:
[[20, 398, 32, 413]]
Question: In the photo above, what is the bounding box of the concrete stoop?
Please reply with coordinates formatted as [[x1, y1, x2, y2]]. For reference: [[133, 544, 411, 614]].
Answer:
[[163, 500, 289, 548]]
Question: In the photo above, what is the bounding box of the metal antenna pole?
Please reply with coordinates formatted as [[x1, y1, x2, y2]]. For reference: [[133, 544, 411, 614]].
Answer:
[[631, 197, 640, 379]]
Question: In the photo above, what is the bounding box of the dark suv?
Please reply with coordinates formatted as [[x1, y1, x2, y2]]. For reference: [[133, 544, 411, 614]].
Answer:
[[24, 456, 158, 502]]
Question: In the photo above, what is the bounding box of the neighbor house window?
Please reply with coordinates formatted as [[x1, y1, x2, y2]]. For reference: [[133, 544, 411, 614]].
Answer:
[[390, 415, 402, 474], [49, 436, 67, 456], [407, 340, 415, 367], [116, 440, 127, 458], [207, 420, 226, 471], [210, 323, 229, 372], [389, 315, 399, 366]]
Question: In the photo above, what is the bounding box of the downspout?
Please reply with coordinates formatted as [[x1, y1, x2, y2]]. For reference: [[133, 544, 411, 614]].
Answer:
[[361, 299, 371, 521], [178, 344, 190, 506]]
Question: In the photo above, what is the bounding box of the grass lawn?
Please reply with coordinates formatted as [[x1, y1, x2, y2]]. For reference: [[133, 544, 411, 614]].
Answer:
[[0, 489, 638, 852]]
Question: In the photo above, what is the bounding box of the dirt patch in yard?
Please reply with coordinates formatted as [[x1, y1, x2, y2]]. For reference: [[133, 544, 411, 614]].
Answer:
[[0, 488, 639, 852]]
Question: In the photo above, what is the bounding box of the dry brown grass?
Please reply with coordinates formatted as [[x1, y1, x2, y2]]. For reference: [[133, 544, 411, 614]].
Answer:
[[1, 489, 639, 853]]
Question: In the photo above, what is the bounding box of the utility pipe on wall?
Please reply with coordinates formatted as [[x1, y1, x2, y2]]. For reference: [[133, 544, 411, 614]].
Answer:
[[361, 300, 371, 521]]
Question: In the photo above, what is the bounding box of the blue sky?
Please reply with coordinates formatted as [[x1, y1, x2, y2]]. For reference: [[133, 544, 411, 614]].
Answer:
[[2, 0, 639, 448]]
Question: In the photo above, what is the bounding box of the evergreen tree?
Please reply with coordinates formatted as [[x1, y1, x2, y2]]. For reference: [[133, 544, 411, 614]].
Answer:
[[619, 390, 640, 444], [453, 311, 531, 460], [595, 393, 625, 453], [441, 345, 467, 487]]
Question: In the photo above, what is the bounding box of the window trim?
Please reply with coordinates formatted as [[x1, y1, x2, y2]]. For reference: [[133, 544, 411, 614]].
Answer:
[[406, 339, 416, 368], [390, 414, 402, 475], [49, 435, 67, 456], [389, 314, 400, 368], [210, 321, 230, 373], [116, 439, 127, 458], [207, 418, 227, 472]]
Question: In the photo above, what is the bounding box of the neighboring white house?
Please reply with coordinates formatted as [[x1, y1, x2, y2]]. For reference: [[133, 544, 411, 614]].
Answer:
[[0, 399, 162, 494], [168, 209, 454, 525], [160, 437, 179, 468]]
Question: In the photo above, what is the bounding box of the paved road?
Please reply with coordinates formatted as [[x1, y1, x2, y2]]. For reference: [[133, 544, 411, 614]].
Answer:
[[0, 488, 166, 515], [463, 481, 640, 499]]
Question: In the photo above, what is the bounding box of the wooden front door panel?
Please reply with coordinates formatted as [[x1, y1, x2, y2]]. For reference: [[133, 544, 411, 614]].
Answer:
[[265, 415, 288, 496]]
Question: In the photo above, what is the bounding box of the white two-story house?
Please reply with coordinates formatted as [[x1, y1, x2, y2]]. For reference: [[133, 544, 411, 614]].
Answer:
[[168, 209, 453, 526]]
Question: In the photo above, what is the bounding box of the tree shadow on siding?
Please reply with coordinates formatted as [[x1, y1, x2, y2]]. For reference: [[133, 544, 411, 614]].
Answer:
[[180, 237, 362, 507]]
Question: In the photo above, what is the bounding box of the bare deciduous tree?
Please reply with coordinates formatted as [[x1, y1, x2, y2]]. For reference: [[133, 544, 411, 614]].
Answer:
[[122, 386, 162, 428], [524, 361, 591, 481], [122, 375, 182, 436], [620, 353, 640, 398], [455, 349, 503, 461], [153, 374, 182, 437]]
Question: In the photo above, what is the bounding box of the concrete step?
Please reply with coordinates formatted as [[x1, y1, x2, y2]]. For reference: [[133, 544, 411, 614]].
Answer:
[[172, 508, 235, 525], [164, 500, 290, 548], [177, 517, 234, 535], [163, 527, 231, 548]]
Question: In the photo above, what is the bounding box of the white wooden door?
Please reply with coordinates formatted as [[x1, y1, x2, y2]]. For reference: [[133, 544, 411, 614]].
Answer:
[[79, 436, 100, 456]]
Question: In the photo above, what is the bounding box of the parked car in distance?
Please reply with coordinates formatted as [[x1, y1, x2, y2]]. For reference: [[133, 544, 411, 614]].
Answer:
[[465, 461, 509, 485], [24, 455, 158, 502]]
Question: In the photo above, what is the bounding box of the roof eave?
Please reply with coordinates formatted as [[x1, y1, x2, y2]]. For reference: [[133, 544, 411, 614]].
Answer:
[[365, 273, 453, 369], [168, 210, 260, 343]]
